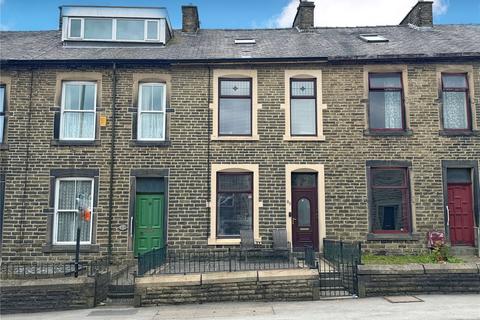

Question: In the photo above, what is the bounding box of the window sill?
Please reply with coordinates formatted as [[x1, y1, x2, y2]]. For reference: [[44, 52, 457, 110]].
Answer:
[[363, 129, 413, 137], [130, 140, 172, 147], [283, 135, 326, 142], [0, 144, 8, 151], [211, 135, 260, 142], [207, 237, 262, 246], [439, 130, 479, 137], [366, 233, 420, 241], [42, 244, 100, 253], [51, 140, 101, 147]]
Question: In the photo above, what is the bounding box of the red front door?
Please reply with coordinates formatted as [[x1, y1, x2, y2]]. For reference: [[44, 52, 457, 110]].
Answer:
[[292, 189, 318, 251], [447, 183, 475, 246]]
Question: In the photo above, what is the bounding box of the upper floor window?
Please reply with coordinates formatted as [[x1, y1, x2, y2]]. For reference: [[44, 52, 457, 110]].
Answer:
[[61, 6, 171, 44], [368, 73, 405, 131], [369, 167, 411, 233], [290, 79, 317, 136], [54, 178, 94, 244], [60, 81, 96, 140], [138, 83, 166, 141], [0, 85, 5, 144], [441, 73, 471, 130], [219, 78, 252, 136]]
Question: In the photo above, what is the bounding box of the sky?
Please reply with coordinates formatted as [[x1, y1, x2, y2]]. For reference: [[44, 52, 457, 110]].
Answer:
[[0, 0, 479, 31]]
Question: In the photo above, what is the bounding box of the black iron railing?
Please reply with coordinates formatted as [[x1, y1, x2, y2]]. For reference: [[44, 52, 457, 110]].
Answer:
[[137, 246, 316, 276], [323, 239, 362, 265], [137, 246, 167, 276], [0, 257, 110, 279]]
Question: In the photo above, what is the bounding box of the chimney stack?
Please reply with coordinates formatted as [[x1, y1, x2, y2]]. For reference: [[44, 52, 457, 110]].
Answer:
[[182, 5, 200, 33], [400, 1, 433, 27], [292, 0, 315, 29]]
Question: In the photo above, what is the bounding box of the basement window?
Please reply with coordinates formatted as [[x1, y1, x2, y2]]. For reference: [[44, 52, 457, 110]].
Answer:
[[359, 34, 389, 43], [234, 39, 256, 44]]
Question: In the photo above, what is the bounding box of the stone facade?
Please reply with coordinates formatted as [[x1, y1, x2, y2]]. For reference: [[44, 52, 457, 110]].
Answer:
[[358, 263, 480, 297], [0, 60, 479, 262], [135, 269, 320, 305]]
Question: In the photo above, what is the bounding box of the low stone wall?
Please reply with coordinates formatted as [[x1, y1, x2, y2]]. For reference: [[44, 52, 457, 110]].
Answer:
[[0, 270, 111, 314], [135, 269, 319, 306], [358, 263, 480, 297]]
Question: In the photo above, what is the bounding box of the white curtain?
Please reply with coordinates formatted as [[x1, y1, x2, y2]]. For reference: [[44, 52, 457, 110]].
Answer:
[[384, 92, 402, 128], [443, 92, 467, 129], [56, 180, 92, 242]]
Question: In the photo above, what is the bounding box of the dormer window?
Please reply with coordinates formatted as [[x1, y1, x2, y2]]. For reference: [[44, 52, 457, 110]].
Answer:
[[61, 6, 172, 44]]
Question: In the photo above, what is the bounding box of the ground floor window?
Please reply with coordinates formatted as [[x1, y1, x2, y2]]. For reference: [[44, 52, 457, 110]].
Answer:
[[369, 167, 411, 233], [0, 174, 4, 246], [54, 178, 94, 244], [216, 172, 253, 237]]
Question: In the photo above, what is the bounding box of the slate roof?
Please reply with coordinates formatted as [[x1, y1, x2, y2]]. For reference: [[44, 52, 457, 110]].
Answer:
[[1, 24, 479, 63]]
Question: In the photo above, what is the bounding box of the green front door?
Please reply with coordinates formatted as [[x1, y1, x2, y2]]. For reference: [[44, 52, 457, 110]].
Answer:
[[134, 194, 165, 256]]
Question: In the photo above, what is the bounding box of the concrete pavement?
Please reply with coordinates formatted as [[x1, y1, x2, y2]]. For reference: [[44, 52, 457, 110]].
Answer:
[[3, 294, 480, 320]]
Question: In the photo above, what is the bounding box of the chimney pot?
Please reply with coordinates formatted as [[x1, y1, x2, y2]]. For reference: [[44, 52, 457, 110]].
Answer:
[[292, 0, 315, 29], [400, 1, 433, 27], [182, 5, 200, 33]]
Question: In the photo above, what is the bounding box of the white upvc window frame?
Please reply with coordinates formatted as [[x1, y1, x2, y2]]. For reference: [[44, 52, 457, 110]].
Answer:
[[68, 18, 83, 39], [145, 20, 160, 41], [67, 17, 163, 42], [60, 81, 97, 141], [137, 82, 167, 141], [53, 177, 94, 245]]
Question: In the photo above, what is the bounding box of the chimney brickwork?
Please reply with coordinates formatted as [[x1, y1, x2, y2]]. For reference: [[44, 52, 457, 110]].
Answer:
[[182, 5, 200, 33], [292, 0, 315, 29], [400, 1, 433, 27]]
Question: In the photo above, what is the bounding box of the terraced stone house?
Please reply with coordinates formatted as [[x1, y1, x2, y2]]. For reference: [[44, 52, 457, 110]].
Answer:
[[0, 1, 478, 263]]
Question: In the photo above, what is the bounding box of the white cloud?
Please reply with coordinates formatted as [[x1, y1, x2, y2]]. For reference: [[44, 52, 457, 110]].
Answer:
[[273, 0, 448, 28]]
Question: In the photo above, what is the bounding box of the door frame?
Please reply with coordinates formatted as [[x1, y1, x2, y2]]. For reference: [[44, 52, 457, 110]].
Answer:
[[285, 164, 326, 252], [128, 169, 169, 253], [441, 161, 479, 246]]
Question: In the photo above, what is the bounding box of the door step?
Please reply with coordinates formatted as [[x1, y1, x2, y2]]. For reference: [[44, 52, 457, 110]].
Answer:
[[451, 246, 477, 256]]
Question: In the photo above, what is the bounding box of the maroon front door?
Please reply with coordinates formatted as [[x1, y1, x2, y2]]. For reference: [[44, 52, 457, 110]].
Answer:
[[447, 183, 475, 246], [292, 173, 318, 251]]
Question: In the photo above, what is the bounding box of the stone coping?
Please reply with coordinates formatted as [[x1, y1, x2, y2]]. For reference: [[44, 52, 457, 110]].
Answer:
[[358, 263, 480, 275], [136, 268, 318, 287], [0, 276, 94, 287]]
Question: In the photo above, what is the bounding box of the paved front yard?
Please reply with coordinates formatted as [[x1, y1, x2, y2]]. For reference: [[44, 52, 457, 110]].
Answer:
[[3, 294, 480, 320]]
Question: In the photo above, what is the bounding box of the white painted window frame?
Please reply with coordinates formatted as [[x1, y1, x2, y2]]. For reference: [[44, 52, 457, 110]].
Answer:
[[137, 82, 167, 141], [67, 17, 163, 43], [60, 81, 97, 141], [53, 177, 94, 245]]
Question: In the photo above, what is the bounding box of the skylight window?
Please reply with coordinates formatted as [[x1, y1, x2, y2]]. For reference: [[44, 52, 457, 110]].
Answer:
[[359, 34, 389, 43], [234, 39, 256, 44]]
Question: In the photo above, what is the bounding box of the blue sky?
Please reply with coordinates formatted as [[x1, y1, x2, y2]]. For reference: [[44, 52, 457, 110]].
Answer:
[[0, 0, 478, 31]]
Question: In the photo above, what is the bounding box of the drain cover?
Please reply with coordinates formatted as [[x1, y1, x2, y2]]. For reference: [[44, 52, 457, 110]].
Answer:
[[384, 296, 424, 303]]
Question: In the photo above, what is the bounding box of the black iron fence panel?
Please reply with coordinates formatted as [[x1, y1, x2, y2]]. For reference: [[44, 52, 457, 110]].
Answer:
[[323, 239, 362, 265], [0, 257, 110, 279], [137, 247, 317, 276], [319, 239, 361, 297]]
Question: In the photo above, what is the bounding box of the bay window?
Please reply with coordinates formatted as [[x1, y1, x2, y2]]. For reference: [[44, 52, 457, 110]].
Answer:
[[290, 79, 317, 136], [60, 81, 96, 140], [138, 83, 166, 141], [369, 167, 411, 233], [368, 73, 405, 130], [442, 73, 471, 130], [54, 178, 94, 244], [219, 78, 252, 136], [217, 173, 253, 237]]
